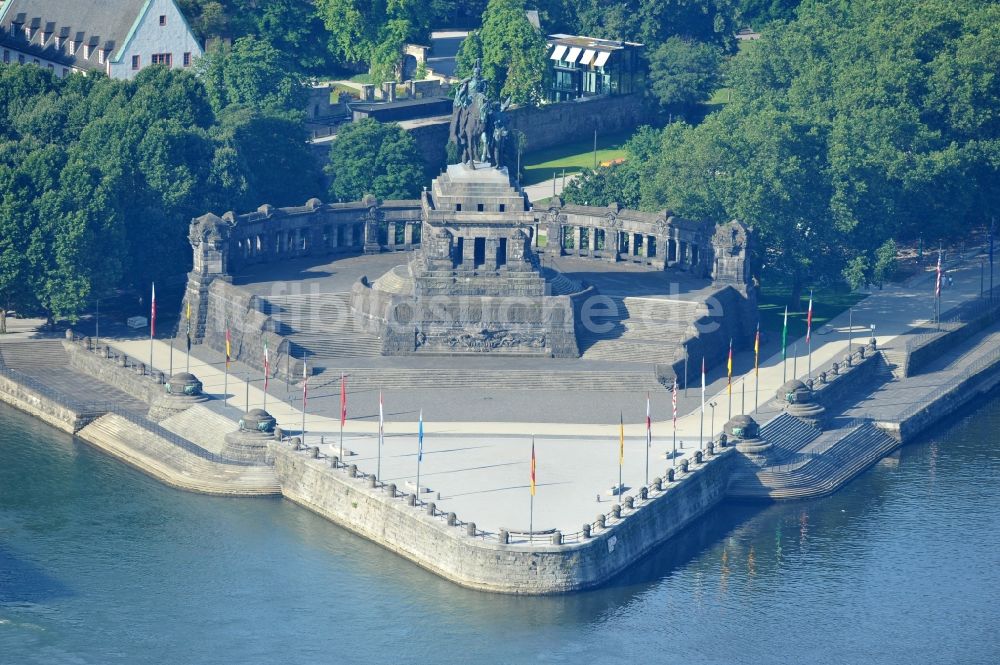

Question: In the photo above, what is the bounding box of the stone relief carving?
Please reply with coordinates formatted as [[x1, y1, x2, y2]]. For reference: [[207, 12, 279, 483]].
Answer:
[[415, 328, 546, 351]]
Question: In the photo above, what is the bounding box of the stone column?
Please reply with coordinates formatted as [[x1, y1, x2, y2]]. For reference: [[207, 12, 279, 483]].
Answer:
[[462, 235, 476, 269], [403, 222, 414, 248], [484, 238, 499, 270], [573, 227, 582, 256], [387, 223, 397, 249]]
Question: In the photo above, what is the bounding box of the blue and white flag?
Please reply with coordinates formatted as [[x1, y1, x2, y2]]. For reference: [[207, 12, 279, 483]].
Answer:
[[418, 409, 424, 462]]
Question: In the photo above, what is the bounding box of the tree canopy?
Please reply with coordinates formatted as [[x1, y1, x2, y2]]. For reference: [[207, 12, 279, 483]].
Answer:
[[326, 118, 425, 201], [0, 61, 322, 327], [562, 0, 1000, 301], [648, 37, 724, 111]]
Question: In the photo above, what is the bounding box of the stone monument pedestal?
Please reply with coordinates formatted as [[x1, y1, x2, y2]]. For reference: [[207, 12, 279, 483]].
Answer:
[[725, 415, 773, 466], [223, 409, 277, 463], [777, 379, 825, 427]]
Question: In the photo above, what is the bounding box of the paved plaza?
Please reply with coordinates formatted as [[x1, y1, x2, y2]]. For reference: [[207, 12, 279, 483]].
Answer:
[[96, 249, 995, 533]]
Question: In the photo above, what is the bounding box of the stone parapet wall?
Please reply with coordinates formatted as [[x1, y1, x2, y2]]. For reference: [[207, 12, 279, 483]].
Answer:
[[62, 339, 163, 405], [906, 299, 1000, 376], [270, 441, 735, 594]]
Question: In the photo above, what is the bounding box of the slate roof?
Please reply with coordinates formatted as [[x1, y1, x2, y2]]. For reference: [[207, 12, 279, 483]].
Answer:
[[0, 0, 148, 71]]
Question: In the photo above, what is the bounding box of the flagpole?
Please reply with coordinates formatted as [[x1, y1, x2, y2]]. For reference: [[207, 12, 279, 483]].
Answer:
[[223, 354, 229, 406], [727, 338, 733, 421], [700, 358, 705, 452], [245, 373, 249, 413], [339, 373, 346, 458], [754, 322, 760, 413], [529, 435, 535, 538], [300, 355, 307, 446], [618, 412, 623, 504], [741, 378, 745, 414], [376, 388, 383, 481], [671, 382, 677, 467], [644, 394, 650, 488], [169, 335, 174, 376], [416, 410, 423, 500], [149, 283, 155, 374], [793, 342, 798, 378], [782, 306, 788, 383], [806, 290, 813, 379]]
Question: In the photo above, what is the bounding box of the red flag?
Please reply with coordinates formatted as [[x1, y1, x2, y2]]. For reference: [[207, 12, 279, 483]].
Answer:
[[339, 373, 347, 426], [150, 283, 156, 337], [530, 438, 536, 496], [672, 380, 678, 427], [935, 251, 943, 298], [805, 292, 814, 344]]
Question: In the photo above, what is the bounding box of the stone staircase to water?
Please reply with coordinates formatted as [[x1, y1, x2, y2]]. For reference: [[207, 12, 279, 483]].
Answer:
[[258, 293, 383, 362], [759, 412, 822, 460], [578, 297, 700, 364], [728, 421, 899, 500], [78, 414, 280, 496], [159, 405, 240, 456], [879, 346, 909, 379], [0, 339, 70, 371]]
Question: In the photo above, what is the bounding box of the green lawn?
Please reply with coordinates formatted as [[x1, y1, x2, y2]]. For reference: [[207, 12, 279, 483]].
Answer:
[[519, 129, 632, 186], [757, 283, 866, 338]]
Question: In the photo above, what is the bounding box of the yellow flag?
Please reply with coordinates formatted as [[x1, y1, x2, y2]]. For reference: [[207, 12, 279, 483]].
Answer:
[[618, 412, 624, 466], [186, 300, 191, 321]]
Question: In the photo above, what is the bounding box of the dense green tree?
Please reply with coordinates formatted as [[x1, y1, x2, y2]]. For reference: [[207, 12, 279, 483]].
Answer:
[[573, 0, 738, 50], [562, 163, 641, 208], [316, 0, 431, 81], [626, 0, 999, 302], [477, 0, 549, 105], [648, 37, 723, 111], [197, 37, 306, 113], [326, 118, 424, 201]]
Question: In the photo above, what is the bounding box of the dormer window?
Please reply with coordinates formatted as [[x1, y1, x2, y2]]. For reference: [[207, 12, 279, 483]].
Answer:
[[68, 40, 76, 55], [83, 44, 91, 59], [159, 15, 166, 26]]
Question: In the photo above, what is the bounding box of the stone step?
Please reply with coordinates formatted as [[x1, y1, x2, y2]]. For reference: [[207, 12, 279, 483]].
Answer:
[[313, 368, 662, 393], [760, 413, 822, 458], [0, 339, 69, 370], [78, 414, 280, 496], [159, 405, 239, 456]]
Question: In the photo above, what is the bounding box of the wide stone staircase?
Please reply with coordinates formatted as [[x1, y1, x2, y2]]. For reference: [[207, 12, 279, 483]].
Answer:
[[78, 413, 280, 496], [258, 293, 383, 363], [728, 421, 899, 500], [578, 297, 700, 364], [759, 412, 822, 461], [0, 339, 71, 372], [159, 404, 240, 456], [313, 366, 662, 393]]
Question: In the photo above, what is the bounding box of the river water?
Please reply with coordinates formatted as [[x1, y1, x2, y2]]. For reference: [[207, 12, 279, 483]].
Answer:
[[1, 395, 998, 665]]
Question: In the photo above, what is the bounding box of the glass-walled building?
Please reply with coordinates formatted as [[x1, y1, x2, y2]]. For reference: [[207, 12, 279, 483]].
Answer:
[[546, 34, 644, 102]]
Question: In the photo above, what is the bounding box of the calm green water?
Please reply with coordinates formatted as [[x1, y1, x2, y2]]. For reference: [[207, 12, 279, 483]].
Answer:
[[1, 396, 998, 665]]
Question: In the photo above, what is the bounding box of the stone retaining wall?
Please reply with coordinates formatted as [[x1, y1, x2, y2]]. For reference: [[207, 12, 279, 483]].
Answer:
[[270, 441, 735, 594], [0, 371, 95, 433]]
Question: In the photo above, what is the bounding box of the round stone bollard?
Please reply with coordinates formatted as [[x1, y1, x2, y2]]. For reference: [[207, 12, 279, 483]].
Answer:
[[624, 496, 634, 510], [582, 524, 591, 539], [806, 378, 814, 390], [667, 468, 675, 482], [330, 456, 340, 468], [819, 371, 827, 384], [155, 370, 165, 384], [137, 362, 146, 375], [859, 346, 866, 359], [274, 427, 283, 441], [871, 338, 878, 351], [290, 437, 301, 449], [694, 450, 703, 464], [595, 514, 606, 528], [707, 441, 715, 456], [551, 531, 562, 545], [117, 353, 127, 368], [348, 464, 357, 478], [611, 504, 621, 519], [65, 329, 74, 341], [367, 475, 376, 488], [639, 487, 648, 500], [679, 459, 689, 473], [653, 477, 662, 491], [407, 494, 416, 506], [832, 361, 840, 375], [426, 501, 436, 515], [82, 336, 92, 350], [719, 433, 728, 448], [845, 354, 853, 367], [446, 512, 457, 526], [309, 446, 319, 458], [466, 522, 476, 537], [499, 529, 509, 544], [386, 483, 396, 497]]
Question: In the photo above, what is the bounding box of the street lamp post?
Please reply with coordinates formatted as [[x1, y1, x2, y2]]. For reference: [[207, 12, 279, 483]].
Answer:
[[709, 401, 717, 442]]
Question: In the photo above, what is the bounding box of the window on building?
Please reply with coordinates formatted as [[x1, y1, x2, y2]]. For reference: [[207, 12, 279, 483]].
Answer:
[[151, 53, 172, 66], [132, 54, 140, 70], [98, 49, 105, 64], [2, 50, 8, 64], [18, 54, 24, 64], [68, 41, 76, 55], [183, 52, 191, 67], [159, 15, 166, 26]]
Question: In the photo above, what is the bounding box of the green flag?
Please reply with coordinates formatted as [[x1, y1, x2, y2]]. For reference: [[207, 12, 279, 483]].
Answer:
[[781, 306, 788, 359]]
